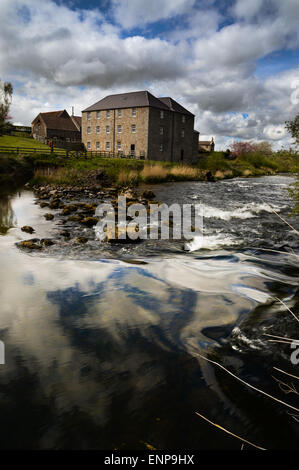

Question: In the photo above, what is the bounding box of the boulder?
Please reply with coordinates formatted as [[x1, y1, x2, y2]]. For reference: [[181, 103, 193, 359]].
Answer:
[[44, 213, 54, 220], [19, 240, 42, 250], [41, 239, 55, 247], [77, 237, 88, 244], [21, 226, 35, 234], [142, 189, 155, 200], [68, 215, 83, 222], [80, 217, 99, 227]]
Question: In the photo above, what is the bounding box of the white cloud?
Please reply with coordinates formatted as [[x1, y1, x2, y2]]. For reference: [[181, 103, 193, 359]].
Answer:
[[111, 0, 196, 29], [1, 0, 298, 150]]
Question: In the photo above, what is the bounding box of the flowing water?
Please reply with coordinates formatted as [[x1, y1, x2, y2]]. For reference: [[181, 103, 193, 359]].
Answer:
[[0, 175, 298, 450]]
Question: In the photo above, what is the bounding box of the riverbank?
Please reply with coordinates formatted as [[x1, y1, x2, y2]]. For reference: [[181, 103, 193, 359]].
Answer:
[[28, 150, 299, 186], [1, 148, 298, 191]]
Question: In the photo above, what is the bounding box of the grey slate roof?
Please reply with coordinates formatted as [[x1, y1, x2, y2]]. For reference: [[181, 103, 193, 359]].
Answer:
[[82, 91, 170, 112], [158, 97, 194, 116]]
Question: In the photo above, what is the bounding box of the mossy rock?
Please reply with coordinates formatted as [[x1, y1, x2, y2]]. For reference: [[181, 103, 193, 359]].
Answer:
[[142, 190, 155, 200], [39, 202, 49, 208], [19, 240, 42, 250], [80, 217, 99, 227], [77, 237, 88, 244], [41, 239, 55, 247], [60, 230, 71, 237], [62, 205, 78, 215], [106, 225, 142, 244], [21, 226, 35, 234], [68, 215, 83, 222], [44, 213, 54, 220]]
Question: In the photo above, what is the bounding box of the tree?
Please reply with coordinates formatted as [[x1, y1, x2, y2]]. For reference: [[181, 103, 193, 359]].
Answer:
[[285, 114, 299, 146], [252, 141, 273, 155], [230, 141, 256, 157], [0, 80, 13, 129]]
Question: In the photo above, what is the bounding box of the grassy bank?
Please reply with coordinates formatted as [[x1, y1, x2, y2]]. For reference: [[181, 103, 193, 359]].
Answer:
[[28, 149, 299, 186], [0, 135, 50, 150], [1, 144, 298, 189]]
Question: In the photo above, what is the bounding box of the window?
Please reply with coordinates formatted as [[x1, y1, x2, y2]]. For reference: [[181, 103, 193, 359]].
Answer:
[[182, 115, 186, 123], [66, 137, 70, 142], [159, 144, 163, 152], [181, 130, 185, 138], [131, 124, 136, 133], [132, 107, 137, 117], [160, 127, 164, 135], [106, 110, 110, 118], [87, 126, 91, 134], [96, 126, 100, 134], [96, 142, 100, 150], [118, 109, 122, 118], [106, 125, 110, 134], [87, 112, 91, 120], [117, 125, 122, 133], [117, 141, 122, 151], [106, 142, 110, 150], [160, 110, 164, 119], [97, 111, 100, 119], [87, 142, 91, 150]]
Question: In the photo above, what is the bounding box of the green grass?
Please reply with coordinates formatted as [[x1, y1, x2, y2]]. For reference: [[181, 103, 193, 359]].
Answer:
[[0, 135, 50, 149], [1, 136, 298, 188]]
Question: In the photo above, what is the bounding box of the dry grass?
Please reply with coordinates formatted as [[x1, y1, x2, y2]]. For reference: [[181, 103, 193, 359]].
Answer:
[[140, 164, 169, 182], [169, 165, 200, 179], [32, 167, 80, 185], [117, 169, 139, 185], [140, 163, 202, 183]]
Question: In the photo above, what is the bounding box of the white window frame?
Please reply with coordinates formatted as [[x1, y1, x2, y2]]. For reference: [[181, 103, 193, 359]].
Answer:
[[117, 125, 122, 134], [117, 141, 122, 151], [132, 107, 137, 117], [87, 142, 91, 150], [131, 124, 136, 133], [181, 130, 185, 138], [96, 142, 100, 150], [118, 109, 122, 118], [106, 125, 110, 134], [182, 115, 186, 123], [87, 112, 91, 120], [159, 144, 164, 152], [160, 127, 164, 135], [106, 110, 110, 118], [106, 141, 110, 150], [87, 126, 91, 134], [160, 110, 164, 119], [96, 126, 100, 134], [96, 111, 100, 119]]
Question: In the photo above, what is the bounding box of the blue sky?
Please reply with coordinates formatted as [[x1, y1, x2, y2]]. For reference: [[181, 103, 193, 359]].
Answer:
[[1, 0, 298, 149]]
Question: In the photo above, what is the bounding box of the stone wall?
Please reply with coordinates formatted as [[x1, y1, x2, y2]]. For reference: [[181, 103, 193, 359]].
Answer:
[[82, 107, 149, 157]]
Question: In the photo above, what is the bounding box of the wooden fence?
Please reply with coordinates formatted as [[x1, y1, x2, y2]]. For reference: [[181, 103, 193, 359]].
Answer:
[[0, 146, 145, 159]]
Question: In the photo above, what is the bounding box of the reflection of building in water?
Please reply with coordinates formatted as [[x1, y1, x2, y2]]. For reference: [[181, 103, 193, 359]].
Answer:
[[0, 195, 16, 234]]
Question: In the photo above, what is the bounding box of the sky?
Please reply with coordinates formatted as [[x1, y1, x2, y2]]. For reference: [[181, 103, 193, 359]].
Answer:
[[1, 0, 299, 150]]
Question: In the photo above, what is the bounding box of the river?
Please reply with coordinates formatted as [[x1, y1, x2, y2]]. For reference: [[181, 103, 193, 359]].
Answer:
[[0, 175, 298, 450]]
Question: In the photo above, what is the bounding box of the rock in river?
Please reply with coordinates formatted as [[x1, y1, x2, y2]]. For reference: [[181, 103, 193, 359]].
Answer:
[[21, 226, 35, 234], [44, 213, 54, 221]]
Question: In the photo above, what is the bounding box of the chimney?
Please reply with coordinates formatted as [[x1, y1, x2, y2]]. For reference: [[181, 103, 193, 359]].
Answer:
[[72, 106, 74, 116]]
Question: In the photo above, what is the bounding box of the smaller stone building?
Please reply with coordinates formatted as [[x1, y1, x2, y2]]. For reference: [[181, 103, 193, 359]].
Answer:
[[198, 137, 215, 153], [31, 110, 81, 144]]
